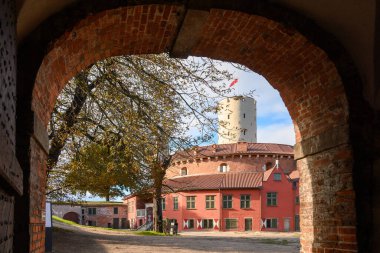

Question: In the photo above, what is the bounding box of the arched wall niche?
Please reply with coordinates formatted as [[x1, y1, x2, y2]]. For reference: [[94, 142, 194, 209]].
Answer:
[[16, 2, 370, 253]]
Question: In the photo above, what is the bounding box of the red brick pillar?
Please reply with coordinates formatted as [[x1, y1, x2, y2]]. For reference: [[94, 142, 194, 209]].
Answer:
[[29, 113, 49, 253], [295, 126, 357, 252], [15, 111, 49, 253]]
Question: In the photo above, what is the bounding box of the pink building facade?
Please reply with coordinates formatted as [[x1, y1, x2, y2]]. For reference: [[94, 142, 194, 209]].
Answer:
[[124, 142, 300, 232], [124, 195, 153, 229]]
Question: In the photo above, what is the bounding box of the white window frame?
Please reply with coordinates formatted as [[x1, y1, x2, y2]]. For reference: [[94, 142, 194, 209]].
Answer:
[[225, 218, 238, 230], [219, 164, 228, 173], [186, 196, 196, 209]]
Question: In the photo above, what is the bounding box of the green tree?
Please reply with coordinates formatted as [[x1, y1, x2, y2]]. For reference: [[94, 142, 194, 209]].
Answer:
[[47, 53, 253, 230]]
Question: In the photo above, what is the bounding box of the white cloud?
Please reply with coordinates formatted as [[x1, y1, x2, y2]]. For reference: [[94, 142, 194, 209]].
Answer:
[[257, 123, 295, 145]]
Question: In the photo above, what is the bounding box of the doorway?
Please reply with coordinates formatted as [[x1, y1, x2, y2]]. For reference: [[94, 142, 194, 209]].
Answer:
[[284, 218, 290, 232], [295, 215, 300, 231], [244, 218, 252, 231], [113, 218, 119, 229]]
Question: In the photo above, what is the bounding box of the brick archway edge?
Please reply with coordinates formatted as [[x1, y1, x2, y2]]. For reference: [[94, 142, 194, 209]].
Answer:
[[16, 1, 371, 252]]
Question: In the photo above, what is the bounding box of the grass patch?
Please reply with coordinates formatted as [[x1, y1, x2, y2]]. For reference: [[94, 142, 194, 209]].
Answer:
[[52, 215, 79, 226], [135, 231, 167, 236], [53, 215, 127, 232]]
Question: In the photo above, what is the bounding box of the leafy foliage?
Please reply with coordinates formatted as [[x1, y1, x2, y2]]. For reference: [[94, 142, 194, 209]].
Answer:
[[47, 53, 252, 205]]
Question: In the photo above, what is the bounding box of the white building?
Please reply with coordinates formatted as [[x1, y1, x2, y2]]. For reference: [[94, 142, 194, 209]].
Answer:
[[217, 96, 257, 144]]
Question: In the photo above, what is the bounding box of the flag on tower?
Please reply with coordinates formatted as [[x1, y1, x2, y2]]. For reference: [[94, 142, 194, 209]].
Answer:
[[229, 79, 238, 88]]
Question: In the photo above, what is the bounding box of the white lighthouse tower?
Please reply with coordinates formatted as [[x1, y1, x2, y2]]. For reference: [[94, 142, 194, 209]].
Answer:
[[217, 96, 257, 144]]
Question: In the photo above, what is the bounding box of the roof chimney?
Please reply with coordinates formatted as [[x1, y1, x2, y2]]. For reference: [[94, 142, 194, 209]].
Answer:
[[275, 159, 279, 169], [236, 142, 248, 153], [212, 144, 217, 153]]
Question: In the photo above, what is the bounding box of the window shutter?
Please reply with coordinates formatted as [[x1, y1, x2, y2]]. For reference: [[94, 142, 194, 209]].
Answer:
[[261, 219, 267, 228]]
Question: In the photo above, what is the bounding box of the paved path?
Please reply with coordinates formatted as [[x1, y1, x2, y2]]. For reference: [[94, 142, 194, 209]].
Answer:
[[53, 222, 300, 253]]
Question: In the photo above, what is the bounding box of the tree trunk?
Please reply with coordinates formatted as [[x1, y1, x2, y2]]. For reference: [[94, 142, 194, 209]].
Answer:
[[48, 70, 96, 171], [153, 187, 163, 233], [152, 156, 171, 232]]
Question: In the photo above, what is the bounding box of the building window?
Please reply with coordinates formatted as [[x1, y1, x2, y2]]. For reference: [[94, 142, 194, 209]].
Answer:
[[161, 198, 166, 210], [173, 197, 179, 210], [88, 208, 96, 215], [219, 163, 228, 173], [202, 219, 214, 229], [292, 181, 298, 190], [180, 167, 187, 176], [188, 219, 195, 229], [240, 194, 251, 209], [136, 209, 145, 217], [243, 129, 246, 135], [225, 219, 238, 230], [267, 192, 277, 206], [186, 196, 196, 209], [114, 207, 118, 214], [243, 113, 246, 118], [274, 173, 281, 181], [295, 196, 300, 205], [205, 195, 215, 209], [88, 220, 96, 226], [81, 209, 85, 214], [266, 218, 278, 228], [223, 195, 233, 209], [227, 114, 230, 119]]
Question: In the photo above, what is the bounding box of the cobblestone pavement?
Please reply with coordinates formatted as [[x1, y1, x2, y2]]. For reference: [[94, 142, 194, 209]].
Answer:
[[52, 222, 300, 253]]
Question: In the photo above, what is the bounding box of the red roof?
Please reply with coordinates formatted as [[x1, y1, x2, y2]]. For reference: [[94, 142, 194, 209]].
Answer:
[[221, 172, 263, 189], [263, 168, 275, 181], [163, 172, 263, 192], [173, 142, 294, 161], [289, 170, 300, 180]]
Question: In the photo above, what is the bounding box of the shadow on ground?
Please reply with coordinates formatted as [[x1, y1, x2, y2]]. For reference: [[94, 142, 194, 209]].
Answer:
[[53, 225, 300, 253]]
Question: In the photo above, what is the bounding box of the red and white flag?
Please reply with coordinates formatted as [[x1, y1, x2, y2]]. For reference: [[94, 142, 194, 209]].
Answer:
[[229, 79, 238, 88]]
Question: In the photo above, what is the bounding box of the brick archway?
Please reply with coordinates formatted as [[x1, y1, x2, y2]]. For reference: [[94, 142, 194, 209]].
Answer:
[[63, 212, 80, 224], [17, 3, 361, 253]]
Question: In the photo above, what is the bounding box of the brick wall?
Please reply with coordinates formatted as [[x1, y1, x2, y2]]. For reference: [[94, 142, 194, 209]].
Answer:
[[32, 4, 184, 126], [16, 3, 363, 253], [83, 205, 128, 228], [167, 155, 295, 178]]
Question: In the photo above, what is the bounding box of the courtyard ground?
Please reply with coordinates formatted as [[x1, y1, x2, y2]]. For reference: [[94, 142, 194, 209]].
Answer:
[[52, 222, 300, 253]]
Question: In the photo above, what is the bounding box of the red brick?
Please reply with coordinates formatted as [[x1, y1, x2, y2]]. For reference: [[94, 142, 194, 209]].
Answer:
[[28, 5, 358, 253]]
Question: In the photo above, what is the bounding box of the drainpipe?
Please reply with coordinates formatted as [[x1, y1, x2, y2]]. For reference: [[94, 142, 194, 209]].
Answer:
[[219, 188, 222, 231]]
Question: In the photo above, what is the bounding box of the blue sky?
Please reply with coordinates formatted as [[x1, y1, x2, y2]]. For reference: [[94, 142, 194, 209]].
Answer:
[[226, 65, 295, 145]]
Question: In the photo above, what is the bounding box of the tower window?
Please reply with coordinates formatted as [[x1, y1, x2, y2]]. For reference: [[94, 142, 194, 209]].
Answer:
[[219, 163, 228, 172], [180, 168, 187, 176], [227, 114, 230, 119]]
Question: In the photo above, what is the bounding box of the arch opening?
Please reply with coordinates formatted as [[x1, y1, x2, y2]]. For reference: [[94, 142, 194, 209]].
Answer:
[[16, 3, 362, 253]]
